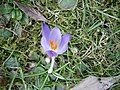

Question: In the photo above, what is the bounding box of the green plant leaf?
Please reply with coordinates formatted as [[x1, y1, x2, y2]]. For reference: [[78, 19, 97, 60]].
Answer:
[[16, 10, 23, 20], [4, 57, 20, 69], [0, 14, 11, 26], [21, 13, 29, 25], [79, 61, 89, 72], [0, 28, 12, 38], [43, 87, 51, 90], [29, 51, 40, 61], [33, 67, 45, 73], [0, 4, 13, 14], [58, 0, 78, 10], [14, 21, 22, 37], [12, 9, 23, 20], [53, 73, 65, 80]]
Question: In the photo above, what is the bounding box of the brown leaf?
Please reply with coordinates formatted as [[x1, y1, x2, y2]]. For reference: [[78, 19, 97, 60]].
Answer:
[[0, 76, 7, 86], [14, 1, 46, 21], [0, 69, 7, 86]]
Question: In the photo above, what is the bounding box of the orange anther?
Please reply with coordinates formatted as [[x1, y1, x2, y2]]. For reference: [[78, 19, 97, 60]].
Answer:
[[49, 40, 57, 50]]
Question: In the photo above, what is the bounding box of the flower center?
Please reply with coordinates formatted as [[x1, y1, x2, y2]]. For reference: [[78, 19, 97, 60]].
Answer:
[[49, 40, 57, 50]]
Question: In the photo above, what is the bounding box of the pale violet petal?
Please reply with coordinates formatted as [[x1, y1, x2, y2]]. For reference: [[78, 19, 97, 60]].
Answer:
[[41, 22, 50, 40], [57, 34, 71, 54], [57, 44, 68, 54], [49, 27, 61, 43], [41, 37, 50, 52]]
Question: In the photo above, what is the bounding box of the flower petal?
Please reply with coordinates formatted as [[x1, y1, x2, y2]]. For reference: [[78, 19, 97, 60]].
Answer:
[[57, 34, 71, 54], [46, 50, 57, 57], [49, 27, 61, 43], [41, 37, 50, 52], [41, 22, 50, 40], [57, 44, 68, 54]]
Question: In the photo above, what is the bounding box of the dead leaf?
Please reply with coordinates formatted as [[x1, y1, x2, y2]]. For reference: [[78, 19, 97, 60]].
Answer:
[[71, 75, 120, 90], [0, 76, 7, 86], [14, 1, 46, 21], [0, 68, 7, 86]]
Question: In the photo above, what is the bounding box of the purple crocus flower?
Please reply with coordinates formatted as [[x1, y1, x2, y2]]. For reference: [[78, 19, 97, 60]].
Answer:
[[41, 22, 71, 57]]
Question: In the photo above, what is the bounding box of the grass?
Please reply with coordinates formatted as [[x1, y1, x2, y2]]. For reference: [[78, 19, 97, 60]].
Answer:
[[0, 0, 120, 90]]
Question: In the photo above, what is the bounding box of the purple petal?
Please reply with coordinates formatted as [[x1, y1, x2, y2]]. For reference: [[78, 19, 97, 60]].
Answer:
[[41, 37, 50, 52], [57, 34, 71, 54], [49, 27, 61, 43], [59, 34, 71, 48], [41, 22, 50, 40], [57, 44, 68, 54], [46, 50, 57, 57]]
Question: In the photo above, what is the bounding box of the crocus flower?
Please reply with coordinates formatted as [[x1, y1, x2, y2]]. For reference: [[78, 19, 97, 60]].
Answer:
[[41, 22, 71, 57], [40, 22, 71, 73]]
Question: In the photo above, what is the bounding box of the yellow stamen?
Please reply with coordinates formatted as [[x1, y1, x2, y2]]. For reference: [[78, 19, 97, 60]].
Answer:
[[49, 40, 57, 50]]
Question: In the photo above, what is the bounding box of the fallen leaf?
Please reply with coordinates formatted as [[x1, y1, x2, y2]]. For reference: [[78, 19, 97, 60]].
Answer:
[[0, 68, 7, 86], [71, 75, 120, 90], [14, 1, 46, 21], [0, 76, 7, 86]]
